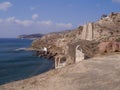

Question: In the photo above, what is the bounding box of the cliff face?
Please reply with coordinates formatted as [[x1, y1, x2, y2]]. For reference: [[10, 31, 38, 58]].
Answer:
[[31, 12, 120, 68]]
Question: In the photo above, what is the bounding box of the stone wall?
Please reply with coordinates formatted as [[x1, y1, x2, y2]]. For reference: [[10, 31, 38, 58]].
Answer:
[[55, 54, 66, 69], [66, 40, 98, 65]]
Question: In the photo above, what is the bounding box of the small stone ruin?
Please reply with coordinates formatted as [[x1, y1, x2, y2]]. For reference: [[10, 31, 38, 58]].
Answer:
[[75, 45, 85, 63]]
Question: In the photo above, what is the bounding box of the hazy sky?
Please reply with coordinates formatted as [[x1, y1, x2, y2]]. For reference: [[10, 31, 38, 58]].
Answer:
[[0, 0, 120, 38]]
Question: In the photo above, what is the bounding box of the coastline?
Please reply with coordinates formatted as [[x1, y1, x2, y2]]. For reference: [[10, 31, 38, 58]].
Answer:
[[0, 53, 120, 90], [0, 38, 54, 85], [0, 12, 120, 90]]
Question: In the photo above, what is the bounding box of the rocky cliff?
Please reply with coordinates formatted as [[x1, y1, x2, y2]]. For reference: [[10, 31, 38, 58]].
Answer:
[[31, 12, 120, 68]]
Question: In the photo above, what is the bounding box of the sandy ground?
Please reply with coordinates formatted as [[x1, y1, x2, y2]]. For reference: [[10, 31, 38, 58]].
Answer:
[[0, 53, 120, 90]]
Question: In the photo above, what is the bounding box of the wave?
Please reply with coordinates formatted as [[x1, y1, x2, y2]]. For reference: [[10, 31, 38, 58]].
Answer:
[[14, 47, 34, 52], [15, 48, 28, 51]]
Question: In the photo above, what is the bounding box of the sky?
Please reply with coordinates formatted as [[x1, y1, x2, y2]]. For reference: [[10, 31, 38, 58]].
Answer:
[[0, 0, 120, 38]]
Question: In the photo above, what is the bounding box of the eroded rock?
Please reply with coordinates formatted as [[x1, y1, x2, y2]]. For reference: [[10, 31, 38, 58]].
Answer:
[[98, 41, 120, 54]]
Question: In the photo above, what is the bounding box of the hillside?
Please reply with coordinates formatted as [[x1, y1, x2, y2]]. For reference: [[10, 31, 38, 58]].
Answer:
[[31, 12, 120, 68], [93, 12, 120, 41], [18, 34, 44, 39], [32, 12, 120, 48]]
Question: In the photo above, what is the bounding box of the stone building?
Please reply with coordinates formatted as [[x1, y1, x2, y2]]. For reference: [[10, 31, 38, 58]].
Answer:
[[81, 23, 93, 41], [54, 45, 85, 69]]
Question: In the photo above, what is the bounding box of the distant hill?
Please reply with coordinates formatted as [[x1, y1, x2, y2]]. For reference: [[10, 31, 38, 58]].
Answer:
[[18, 34, 44, 39]]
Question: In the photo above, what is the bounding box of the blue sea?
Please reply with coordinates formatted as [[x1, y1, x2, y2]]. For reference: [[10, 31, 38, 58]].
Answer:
[[0, 38, 54, 85]]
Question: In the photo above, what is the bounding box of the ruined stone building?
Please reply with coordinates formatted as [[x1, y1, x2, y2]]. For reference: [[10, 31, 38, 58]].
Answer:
[[81, 23, 93, 41], [54, 40, 98, 69], [55, 54, 66, 69], [54, 45, 85, 69], [75, 45, 85, 63]]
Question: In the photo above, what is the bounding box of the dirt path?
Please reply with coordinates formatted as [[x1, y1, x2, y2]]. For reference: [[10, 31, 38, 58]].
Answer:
[[0, 53, 120, 90]]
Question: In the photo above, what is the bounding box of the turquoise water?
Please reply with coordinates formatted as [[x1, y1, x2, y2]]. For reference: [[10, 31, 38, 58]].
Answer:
[[0, 38, 54, 85]]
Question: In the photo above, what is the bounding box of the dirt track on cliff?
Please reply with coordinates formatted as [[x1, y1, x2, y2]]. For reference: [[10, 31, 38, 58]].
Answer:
[[0, 53, 120, 90]]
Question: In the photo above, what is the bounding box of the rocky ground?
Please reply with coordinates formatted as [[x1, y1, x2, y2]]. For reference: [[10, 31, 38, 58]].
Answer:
[[0, 53, 120, 90]]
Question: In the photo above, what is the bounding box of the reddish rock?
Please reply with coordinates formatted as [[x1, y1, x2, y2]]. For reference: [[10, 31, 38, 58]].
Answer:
[[119, 43, 120, 51], [98, 41, 120, 54], [112, 42, 119, 52], [98, 42, 109, 54], [106, 42, 113, 53]]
